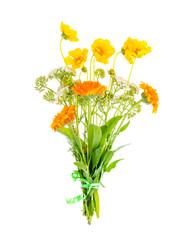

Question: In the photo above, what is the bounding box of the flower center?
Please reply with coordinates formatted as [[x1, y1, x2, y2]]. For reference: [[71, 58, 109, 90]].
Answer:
[[96, 47, 104, 56]]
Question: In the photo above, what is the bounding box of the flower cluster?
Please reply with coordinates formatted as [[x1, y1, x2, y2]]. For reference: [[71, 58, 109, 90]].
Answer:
[[35, 21, 159, 225]]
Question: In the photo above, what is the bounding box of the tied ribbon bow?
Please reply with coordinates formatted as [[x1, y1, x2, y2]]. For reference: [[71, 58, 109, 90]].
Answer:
[[66, 171, 100, 204]]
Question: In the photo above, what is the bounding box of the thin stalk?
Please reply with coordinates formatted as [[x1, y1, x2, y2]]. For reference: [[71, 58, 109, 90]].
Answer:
[[76, 95, 79, 135], [44, 86, 56, 94], [113, 51, 121, 70], [87, 99, 91, 162], [79, 71, 82, 81], [93, 57, 96, 81], [89, 55, 94, 81], [86, 70, 88, 81], [104, 52, 121, 124], [108, 51, 121, 90], [114, 58, 136, 117], [109, 99, 143, 147], [96, 105, 98, 125], [99, 96, 107, 126], [60, 38, 67, 65]]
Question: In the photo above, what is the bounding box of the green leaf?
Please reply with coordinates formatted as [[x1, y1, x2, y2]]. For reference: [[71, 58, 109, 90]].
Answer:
[[83, 171, 93, 183], [56, 127, 72, 139], [73, 162, 87, 172], [102, 151, 114, 170], [99, 125, 108, 147], [93, 166, 102, 179], [106, 159, 123, 173], [93, 151, 114, 178], [69, 125, 81, 152], [69, 124, 86, 163], [113, 143, 131, 153], [92, 147, 103, 169], [119, 120, 130, 133], [88, 124, 102, 154], [73, 162, 92, 183], [105, 116, 123, 133]]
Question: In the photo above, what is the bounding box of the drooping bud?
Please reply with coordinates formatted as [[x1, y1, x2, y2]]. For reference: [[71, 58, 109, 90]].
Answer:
[[81, 66, 87, 73], [121, 47, 125, 55], [108, 69, 116, 76]]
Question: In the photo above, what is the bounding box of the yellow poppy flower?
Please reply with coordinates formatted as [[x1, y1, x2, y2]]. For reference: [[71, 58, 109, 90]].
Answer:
[[60, 22, 79, 42], [91, 39, 115, 64], [123, 37, 151, 64], [65, 48, 88, 69]]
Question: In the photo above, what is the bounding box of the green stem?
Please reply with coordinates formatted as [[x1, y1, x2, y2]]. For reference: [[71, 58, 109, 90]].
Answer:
[[99, 96, 107, 126], [89, 55, 94, 81], [76, 95, 79, 135], [60, 38, 67, 65], [104, 52, 122, 124], [45, 86, 56, 94], [93, 57, 96, 81], [110, 99, 143, 148], [79, 71, 82, 81], [87, 99, 91, 162], [114, 58, 136, 117], [86, 70, 88, 81], [108, 51, 121, 91], [113, 51, 121, 70]]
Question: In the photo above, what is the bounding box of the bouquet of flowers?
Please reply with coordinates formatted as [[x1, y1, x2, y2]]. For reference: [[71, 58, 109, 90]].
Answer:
[[35, 22, 159, 224]]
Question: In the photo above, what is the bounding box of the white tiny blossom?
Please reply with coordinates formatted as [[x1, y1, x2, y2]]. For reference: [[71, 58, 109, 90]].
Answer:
[[48, 68, 58, 75], [130, 82, 139, 94], [113, 94, 124, 101], [114, 75, 129, 88], [55, 85, 67, 104], [64, 66, 76, 75]]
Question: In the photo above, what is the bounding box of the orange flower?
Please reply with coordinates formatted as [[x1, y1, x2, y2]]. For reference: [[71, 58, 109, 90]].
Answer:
[[140, 82, 159, 113], [51, 105, 76, 131], [72, 81, 107, 97]]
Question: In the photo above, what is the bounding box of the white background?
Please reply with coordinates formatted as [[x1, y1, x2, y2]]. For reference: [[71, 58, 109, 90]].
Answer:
[[0, 0, 185, 239]]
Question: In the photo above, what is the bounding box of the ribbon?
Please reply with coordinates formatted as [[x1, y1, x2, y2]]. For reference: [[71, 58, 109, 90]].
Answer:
[[66, 171, 100, 204]]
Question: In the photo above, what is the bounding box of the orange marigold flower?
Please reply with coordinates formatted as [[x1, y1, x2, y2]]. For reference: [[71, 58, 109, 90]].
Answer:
[[60, 22, 79, 42], [72, 81, 107, 97], [91, 39, 115, 64], [123, 37, 151, 64], [51, 105, 76, 131], [65, 48, 88, 69], [140, 82, 159, 113]]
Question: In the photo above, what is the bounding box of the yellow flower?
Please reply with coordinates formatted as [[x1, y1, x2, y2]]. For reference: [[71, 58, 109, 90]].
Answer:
[[91, 39, 115, 64], [140, 82, 159, 113], [60, 22, 79, 42], [123, 37, 151, 64], [65, 48, 88, 69]]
